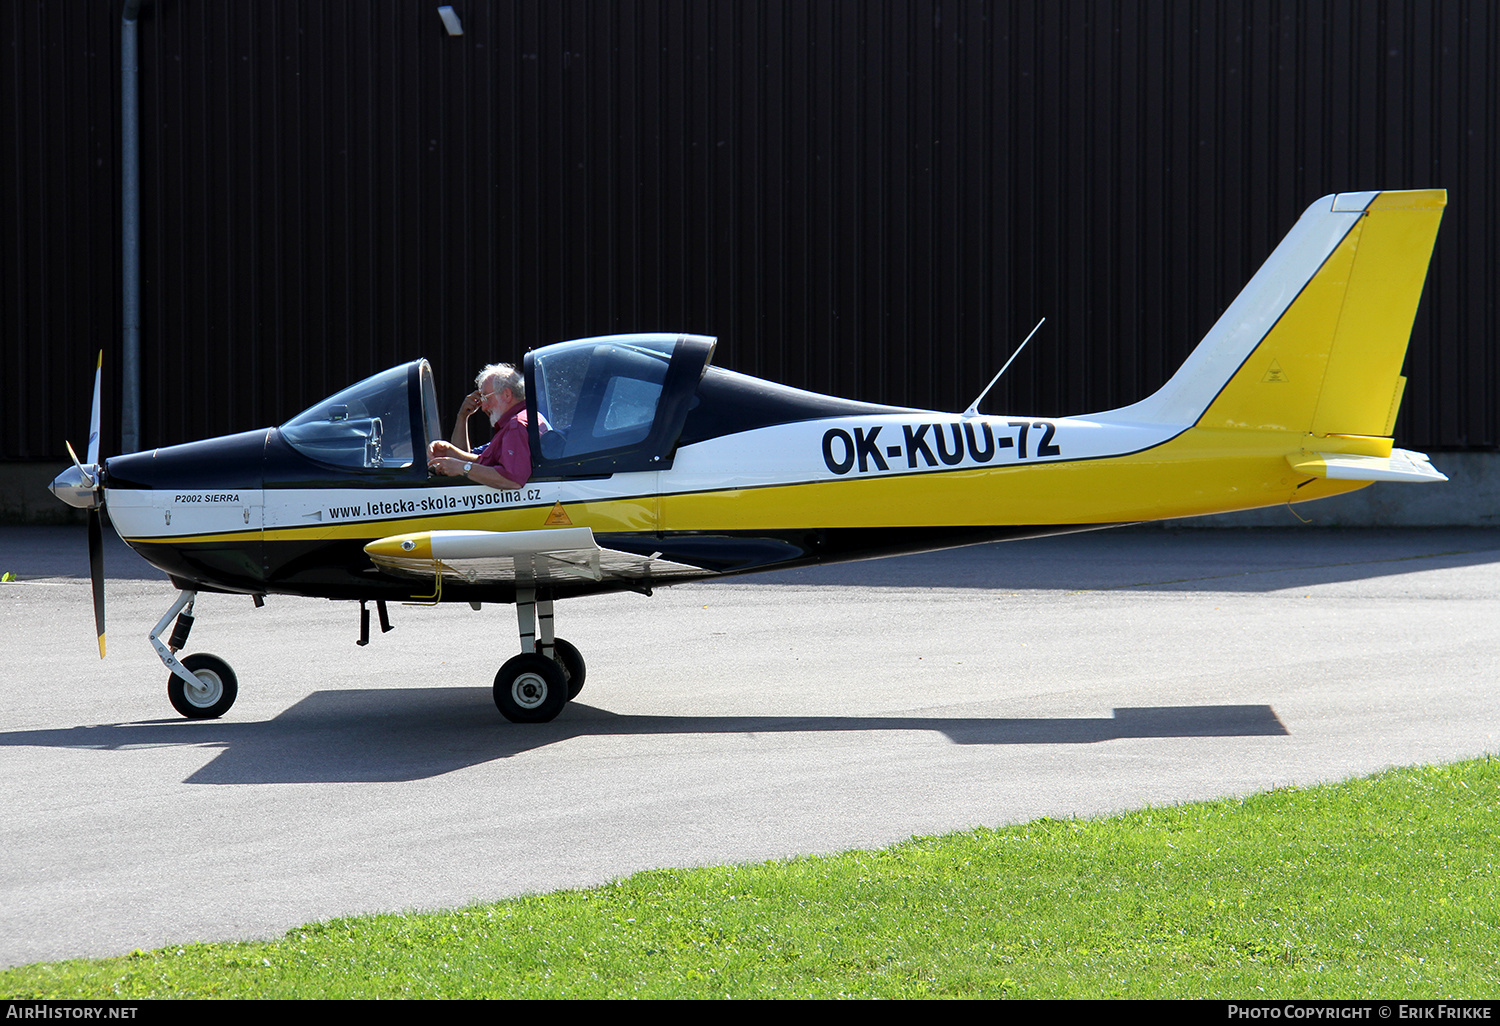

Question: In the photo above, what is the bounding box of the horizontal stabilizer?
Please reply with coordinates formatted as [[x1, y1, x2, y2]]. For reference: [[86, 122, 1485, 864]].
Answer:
[[1288, 448, 1447, 484]]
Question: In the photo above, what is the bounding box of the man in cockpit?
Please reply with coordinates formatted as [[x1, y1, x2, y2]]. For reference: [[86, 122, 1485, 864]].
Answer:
[[427, 363, 532, 488]]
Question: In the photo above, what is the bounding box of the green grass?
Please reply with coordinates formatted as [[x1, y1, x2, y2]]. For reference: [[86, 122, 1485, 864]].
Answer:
[[6, 758, 1499, 999]]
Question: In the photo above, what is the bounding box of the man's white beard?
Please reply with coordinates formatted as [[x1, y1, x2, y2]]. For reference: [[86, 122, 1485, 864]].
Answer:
[[488, 405, 502, 427]]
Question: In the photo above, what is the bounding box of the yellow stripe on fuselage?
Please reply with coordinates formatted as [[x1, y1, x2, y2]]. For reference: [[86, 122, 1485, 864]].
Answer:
[[658, 426, 1362, 530]]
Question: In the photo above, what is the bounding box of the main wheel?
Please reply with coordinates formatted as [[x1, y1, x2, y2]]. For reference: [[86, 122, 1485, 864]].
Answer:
[[551, 638, 587, 699], [167, 653, 238, 720], [494, 653, 569, 723]]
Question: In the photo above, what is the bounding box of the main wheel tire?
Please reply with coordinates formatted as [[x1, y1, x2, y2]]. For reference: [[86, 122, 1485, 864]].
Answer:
[[494, 653, 569, 723], [551, 638, 587, 699], [167, 653, 238, 720]]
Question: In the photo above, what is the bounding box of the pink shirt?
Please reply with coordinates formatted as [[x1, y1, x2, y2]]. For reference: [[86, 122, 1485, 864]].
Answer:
[[476, 407, 531, 486]]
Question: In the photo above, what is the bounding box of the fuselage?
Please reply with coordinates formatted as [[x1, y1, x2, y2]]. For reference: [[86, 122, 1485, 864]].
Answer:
[[71, 191, 1452, 604], [99, 340, 1363, 602]]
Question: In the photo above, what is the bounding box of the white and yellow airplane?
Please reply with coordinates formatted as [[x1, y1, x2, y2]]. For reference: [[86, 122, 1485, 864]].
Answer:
[[52, 189, 1446, 722]]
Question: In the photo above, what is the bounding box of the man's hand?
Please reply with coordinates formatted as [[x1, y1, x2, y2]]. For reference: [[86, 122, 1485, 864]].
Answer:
[[449, 391, 484, 450], [426, 455, 519, 491], [428, 455, 465, 477], [427, 441, 471, 477]]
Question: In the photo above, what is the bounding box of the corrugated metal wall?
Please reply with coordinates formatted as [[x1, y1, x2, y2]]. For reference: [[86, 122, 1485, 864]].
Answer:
[[3, 0, 1496, 460], [2, 0, 120, 460]]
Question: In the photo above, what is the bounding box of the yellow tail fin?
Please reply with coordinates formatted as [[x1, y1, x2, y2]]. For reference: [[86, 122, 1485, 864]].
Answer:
[[1196, 189, 1445, 441]]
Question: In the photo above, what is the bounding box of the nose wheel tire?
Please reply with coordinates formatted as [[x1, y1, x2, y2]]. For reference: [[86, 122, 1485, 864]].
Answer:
[[167, 653, 239, 719], [550, 637, 586, 700], [494, 653, 569, 723]]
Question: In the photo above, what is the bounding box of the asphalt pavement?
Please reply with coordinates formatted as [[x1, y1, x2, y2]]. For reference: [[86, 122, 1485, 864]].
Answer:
[[2, 524, 1498, 968]]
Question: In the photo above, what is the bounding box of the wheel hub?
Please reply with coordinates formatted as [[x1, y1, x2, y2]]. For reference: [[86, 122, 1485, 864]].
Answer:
[[510, 672, 548, 710], [186, 669, 222, 707]]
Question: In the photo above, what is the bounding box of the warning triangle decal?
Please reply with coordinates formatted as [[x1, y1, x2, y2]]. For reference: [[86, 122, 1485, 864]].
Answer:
[[1262, 360, 1289, 383], [544, 502, 573, 526]]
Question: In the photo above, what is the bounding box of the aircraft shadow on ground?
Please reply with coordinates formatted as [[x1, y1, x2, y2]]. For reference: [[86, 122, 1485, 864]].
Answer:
[[2, 691, 1286, 785]]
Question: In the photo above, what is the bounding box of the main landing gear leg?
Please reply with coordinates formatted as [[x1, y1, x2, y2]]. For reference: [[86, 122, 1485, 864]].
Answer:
[[492, 588, 586, 723], [150, 589, 238, 719], [535, 597, 586, 700]]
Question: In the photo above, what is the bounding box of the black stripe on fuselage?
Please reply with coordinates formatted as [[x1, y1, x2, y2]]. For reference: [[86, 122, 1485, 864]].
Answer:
[[104, 426, 427, 494]]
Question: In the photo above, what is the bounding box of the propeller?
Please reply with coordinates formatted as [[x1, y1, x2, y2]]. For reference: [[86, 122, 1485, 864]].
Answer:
[[50, 353, 107, 658]]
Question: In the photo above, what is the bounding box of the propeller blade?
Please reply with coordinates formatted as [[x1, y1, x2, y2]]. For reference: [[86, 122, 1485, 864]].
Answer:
[[89, 509, 105, 658], [87, 351, 102, 465]]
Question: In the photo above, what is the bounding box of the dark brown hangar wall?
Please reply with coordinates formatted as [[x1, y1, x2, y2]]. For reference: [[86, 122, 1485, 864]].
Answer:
[[3, 0, 1495, 461]]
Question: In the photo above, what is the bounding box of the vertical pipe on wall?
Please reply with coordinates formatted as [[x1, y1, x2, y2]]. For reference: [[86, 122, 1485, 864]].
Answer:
[[120, 0, 144, 453]]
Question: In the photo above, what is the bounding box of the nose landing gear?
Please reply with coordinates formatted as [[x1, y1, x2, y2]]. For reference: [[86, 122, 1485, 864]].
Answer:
[[151, 590, 239, 720]]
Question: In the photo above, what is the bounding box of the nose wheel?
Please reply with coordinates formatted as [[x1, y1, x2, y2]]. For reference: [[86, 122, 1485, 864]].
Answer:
[[150, 590, 240, 720], [167, 653, 239, 719]]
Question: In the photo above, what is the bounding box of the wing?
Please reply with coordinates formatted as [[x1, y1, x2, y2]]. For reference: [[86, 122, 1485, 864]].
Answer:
[[363, 527, 712, 588]]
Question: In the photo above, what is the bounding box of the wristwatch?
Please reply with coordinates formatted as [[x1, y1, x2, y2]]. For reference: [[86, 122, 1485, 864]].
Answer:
[[462, 461, 473, 478]]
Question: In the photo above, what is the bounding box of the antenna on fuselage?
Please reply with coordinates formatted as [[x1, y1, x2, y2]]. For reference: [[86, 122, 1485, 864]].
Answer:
[[961, 317, 1046, 418]]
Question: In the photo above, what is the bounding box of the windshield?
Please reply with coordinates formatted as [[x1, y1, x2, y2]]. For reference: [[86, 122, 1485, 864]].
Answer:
[[281, 360, 435, 472]]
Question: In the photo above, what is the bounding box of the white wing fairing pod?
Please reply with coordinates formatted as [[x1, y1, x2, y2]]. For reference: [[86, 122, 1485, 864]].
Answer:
[[364, 528, 710, 591], [370, 526, 598, 561]]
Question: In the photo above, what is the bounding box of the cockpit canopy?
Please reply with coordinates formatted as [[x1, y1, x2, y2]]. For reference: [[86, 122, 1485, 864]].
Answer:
[[272, 332, 903, 484], [276, 337, 716, 480], [280, 359, 441, 475], [526, 333, 715, 476]]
